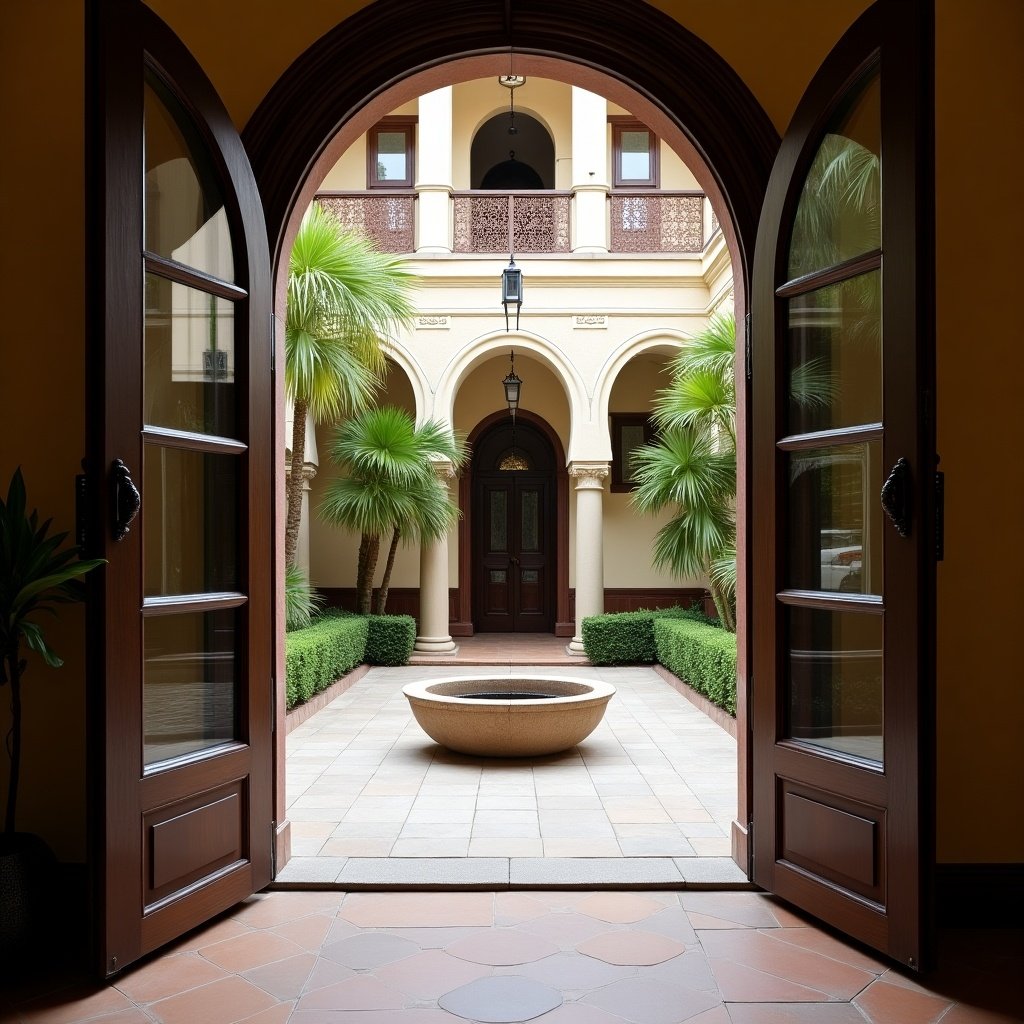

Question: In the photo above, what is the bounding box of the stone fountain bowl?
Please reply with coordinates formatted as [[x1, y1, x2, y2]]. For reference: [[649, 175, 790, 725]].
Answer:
[[401, 675, 616, 757]]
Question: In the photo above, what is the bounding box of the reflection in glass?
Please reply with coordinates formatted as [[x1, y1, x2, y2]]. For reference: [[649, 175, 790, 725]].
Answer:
[[376, 131, 408, 182], [621, 130, 652, 180], [145, 274, 236, 436], [489, 570, 507, 584], [144, 71, 234, 281], [144, 445, 238, 597], [787, 607, 883, 764], [788, 72, 880, 281], [490, 491, 508, 551], [521, 490, 539, 552], [788, 270, 881, 435], [620, 424, 648, 484], [787, 441, 882, 595], [144, 609, 237, 765]]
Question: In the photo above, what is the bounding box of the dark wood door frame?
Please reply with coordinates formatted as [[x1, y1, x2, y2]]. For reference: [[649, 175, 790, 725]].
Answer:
[[458, 409, 570, 636]]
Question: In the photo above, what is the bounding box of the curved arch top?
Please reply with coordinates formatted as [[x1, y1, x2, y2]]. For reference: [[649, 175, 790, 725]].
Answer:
[[243, 0, 779, 293]]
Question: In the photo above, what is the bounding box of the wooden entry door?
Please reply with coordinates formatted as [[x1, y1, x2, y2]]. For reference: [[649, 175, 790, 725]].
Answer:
[[88, 0, 273, 976], [473, 421, 555, 632], [751, 0, 933, 968]]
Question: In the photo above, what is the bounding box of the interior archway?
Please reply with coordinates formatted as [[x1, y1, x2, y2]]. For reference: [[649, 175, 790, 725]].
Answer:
[[472, 111, 554, 188]]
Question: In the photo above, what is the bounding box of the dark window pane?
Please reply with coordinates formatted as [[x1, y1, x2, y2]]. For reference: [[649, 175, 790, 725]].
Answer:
[[490, 490, 508, 552], [144, 609, 238, 765], [788, 72, 880, 280], [786, 607, 883, 764], [620, 424, 647, 483], [787, 271, 881, 435], [144, 445, 238, 597], [521, 490, 539, 552], [144, 273, 236, 437], [144, 71, 234, 281], [787, 441, 882, 596]]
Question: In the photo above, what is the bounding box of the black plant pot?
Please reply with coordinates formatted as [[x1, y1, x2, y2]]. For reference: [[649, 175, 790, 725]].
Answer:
[[0, 832, 55, 963]]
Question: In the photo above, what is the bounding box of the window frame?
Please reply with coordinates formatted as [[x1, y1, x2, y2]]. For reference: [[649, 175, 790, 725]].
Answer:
[[610, 117, 659, 188], [366, 116, 417, 189], [610, 412, 655, 492]]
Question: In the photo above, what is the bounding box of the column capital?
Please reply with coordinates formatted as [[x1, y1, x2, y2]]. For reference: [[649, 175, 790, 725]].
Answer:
[[429, 458, 458, 482], [568, 461, 610, 489]]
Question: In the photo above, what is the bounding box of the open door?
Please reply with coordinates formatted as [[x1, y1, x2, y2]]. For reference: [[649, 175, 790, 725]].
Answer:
[[87, 0, 274, 976], [751, 0, 934, 968]]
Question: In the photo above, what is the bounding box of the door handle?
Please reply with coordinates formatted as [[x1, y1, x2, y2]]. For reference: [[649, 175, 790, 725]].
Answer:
[[111, 458, 141, 541], [880, 456, 911, 538]]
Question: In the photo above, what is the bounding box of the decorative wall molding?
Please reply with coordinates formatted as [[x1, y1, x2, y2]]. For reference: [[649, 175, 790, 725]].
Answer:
[[574, 314, 608, 328], [416, 315, 450, 329], [568, 462, 610, 489]]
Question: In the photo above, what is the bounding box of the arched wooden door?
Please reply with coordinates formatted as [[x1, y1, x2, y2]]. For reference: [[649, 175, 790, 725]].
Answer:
[[472, 420, 556, 633]]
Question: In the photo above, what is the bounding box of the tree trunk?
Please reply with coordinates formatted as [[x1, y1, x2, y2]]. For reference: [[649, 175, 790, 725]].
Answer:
[[284, 398, 309, 569], [708, 576, 736, 633], [357, 533, 380, 614], [4, 647, 23, 834], [375, 526, 401, 614]]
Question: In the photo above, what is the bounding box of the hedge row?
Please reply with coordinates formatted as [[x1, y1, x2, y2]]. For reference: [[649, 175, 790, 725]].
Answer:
[[581, 605, 708, 665], [654, 617, 737, 715], [285, 612, 418, 709]]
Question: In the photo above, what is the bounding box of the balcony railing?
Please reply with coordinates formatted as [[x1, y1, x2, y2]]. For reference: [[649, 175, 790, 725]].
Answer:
[[453, 191, 572, 254], [316, 191, 416, 253], [609, 191, 704, 253]]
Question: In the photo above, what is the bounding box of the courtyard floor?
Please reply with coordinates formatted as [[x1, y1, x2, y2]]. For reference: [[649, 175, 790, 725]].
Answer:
[[280, 643, 741, 887]]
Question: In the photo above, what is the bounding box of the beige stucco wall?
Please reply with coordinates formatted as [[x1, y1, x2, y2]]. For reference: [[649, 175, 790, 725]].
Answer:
[[3, 0, 1022, 867]]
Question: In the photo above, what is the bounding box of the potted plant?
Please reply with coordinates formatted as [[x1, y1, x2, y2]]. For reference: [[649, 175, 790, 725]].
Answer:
[[0, 467, 103, 955]]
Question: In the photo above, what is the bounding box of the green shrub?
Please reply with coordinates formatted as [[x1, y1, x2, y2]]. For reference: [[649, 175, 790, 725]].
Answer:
[[654, 617, 737, 715], [365, 614, 416, 665], [285, 615, 368, 709], [582, 605, 706, 665]]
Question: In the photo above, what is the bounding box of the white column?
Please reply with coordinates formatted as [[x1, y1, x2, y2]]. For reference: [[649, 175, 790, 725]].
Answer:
[[415, 460, 458, 654], [567, 462, 610, 654], [571, 86, 610, 252], [296, 466, 316, 576], [416, 86, 453, 253]]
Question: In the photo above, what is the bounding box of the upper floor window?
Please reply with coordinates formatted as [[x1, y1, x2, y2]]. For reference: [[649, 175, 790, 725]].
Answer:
[[610, 413, 655, 491], [367, 118, 416, 188], [611, 118, 659, 188]]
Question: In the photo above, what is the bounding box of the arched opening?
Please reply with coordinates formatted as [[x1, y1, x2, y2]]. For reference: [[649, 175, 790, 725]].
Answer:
[[472, 111, 554, 188]]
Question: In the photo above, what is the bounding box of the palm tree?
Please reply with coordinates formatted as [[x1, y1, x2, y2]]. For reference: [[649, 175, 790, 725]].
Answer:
[[631, 313, 738, 631], [318, 407, 468, 614], [284, 204, 416, 568]]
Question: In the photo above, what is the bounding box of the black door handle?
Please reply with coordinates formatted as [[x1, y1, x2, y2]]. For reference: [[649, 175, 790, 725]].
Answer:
[[111, 458, 141, 541], [880, 456, 911, 538]]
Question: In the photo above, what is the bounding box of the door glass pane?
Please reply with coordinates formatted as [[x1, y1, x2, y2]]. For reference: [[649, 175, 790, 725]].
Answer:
[[787, 441, 882, 595], [788, 270, 881, 435], [376, 131, 408, 182], [787, 71, 880, 280], [144, 609, 238, 765], [145, 273, 236, 437], [621, 130, 651, 180], [787, 607, 883, 764], [521, 490, 539, 552], [144, 70, 235, 281], [490, 490, 508, 551], [144, 444, 238, 596]]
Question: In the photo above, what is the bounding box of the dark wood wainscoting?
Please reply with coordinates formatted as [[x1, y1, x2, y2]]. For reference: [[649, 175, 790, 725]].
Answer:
[[319, 586, 712, 633]]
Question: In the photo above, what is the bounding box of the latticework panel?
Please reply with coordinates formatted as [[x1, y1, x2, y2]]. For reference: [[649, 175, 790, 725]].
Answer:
[[316, 194, 416, 253], [512, 195, 570, 253], [610, 193, 704, 253], [454, 194, 571, 253], [453, 195, 510, 253]]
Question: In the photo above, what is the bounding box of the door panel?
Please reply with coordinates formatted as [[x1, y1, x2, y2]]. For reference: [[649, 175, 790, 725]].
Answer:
[[89, 0, 273, 976], [752, 0, 933, 968]]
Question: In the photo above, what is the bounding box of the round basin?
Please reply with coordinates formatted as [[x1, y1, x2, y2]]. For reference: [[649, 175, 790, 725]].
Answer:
[[402, 675, 615, 757]]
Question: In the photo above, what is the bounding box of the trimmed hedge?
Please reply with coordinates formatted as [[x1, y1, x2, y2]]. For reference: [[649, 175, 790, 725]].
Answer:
[[365, 614, 416, 665], [581, 605, 707, 665], [285, 615, 368, 709], [654, 617, 737, 715]]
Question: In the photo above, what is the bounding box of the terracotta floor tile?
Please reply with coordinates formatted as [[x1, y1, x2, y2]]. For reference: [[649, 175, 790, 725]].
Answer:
[[576, 930, 687, 967], [22, 1010, 151, 1024], [697, 930, 873, 999], [446, 929, 559, 965], [146, 976, 278, 1024], [765, 925, 888, 974], [292, 1013, 464, 1024], [574, 893, 665, 924], [438, 976, 562, 1023], [16, 985, 134, 1024], [388, 927, 491, 949], [294, 975, 407, 1012], [582, 977, 720, 1024], [494, 893, 552, 923], [113, 951, 229, 1003], [515, 913, 617, 949], [242, 952, 316, 1000], [939, 1004, 1024, 1023], [639, 950, 719, 994], [640, 907, 699, 945], [759, 898, 813, 928], [340, 893, 494, 928], [321, 932, 421, 969], [517, 951, 636, 992], [236, 1006, 293, 1024], [681, 1008, 731, 1024], [853, 979, 955, 1023], [270, 913, 335, 952], [166, 917, 252, 954], [199, 930, 306, 973], [680, 893, 781, 929], [707, 957, 832, 1001], [375, 949, 493, 1000], [303, 958, 357, 993], [531, 1004, 637, 1024], [725, 1003, 869, 1023], [230, 892, 346, 929]]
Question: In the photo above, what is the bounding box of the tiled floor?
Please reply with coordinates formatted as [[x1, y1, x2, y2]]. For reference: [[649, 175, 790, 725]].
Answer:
[[282, 663, 739, 885], [5, 890, 1020, 1023], [408, 634, 587, 666]]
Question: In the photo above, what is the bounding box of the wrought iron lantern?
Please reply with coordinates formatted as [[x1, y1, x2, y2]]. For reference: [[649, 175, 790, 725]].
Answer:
[[502, 257, 523, 331], [502, 348, 522, 420]]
